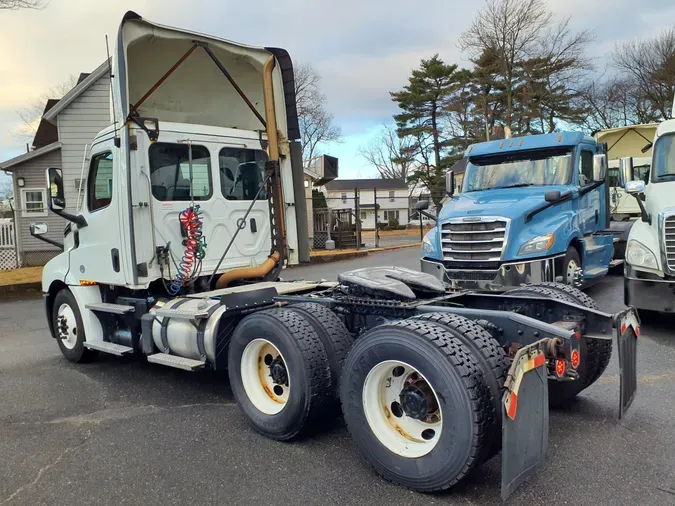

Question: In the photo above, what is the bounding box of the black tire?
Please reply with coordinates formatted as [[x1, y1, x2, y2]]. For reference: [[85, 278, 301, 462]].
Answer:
[[505, 284, 608, 407], [561, 246, 581, 286], [52, 288, 97, 363], [228, 308, 331, 440], [409, 313, 507, 460], [287, 303, 354, 403], [340, 319, 491, 492], [529, 282, 612, 387]]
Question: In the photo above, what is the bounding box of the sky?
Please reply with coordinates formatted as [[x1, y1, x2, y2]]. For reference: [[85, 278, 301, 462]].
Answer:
[[1, 0, 674, 185]]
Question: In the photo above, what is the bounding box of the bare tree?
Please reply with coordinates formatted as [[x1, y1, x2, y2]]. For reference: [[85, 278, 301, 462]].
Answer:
[[294, 63, 342, 165], [358, 125, 414, 182], [612, 28, 675, 120], [15, 75, 77, 141], [0, 0, 45, 9], [459, 0, 591, 135]]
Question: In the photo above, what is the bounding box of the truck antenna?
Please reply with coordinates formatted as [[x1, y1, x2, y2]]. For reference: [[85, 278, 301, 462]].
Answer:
[[105, 34, 119, 146]]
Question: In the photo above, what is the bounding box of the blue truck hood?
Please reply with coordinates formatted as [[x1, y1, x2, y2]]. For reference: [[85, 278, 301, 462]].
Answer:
[[439, 186, 569, 221]]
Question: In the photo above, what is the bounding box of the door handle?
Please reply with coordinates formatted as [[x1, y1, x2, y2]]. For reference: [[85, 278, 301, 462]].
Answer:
[[111, 248, 120, 272], [595, 210, 599, 224], [250, 218, 257, 233]]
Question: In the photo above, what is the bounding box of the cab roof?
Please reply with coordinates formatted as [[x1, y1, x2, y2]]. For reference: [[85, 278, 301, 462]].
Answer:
[[465, 132, 597, 158]]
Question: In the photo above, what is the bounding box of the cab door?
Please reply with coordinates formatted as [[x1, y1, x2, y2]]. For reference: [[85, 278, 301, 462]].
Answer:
[[68, 140, 127, 285], [577, 147, 603, 236]]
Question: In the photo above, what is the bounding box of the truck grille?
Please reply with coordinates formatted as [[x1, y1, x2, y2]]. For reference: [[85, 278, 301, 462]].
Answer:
[[664, 214, 675, 272], [441, 217, 509, 263]]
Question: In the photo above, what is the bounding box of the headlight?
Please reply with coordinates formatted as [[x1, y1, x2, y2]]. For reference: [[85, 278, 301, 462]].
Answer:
[[518, 234, 554, 256], [422, 233, 435, 255], [626, 239, 658, 270]]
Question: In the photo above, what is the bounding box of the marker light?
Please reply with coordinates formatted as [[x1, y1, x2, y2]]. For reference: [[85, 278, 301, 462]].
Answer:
[[571, 350, 580, 369]]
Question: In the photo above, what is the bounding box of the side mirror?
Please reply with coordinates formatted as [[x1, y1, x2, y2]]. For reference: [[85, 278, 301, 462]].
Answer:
[[592, 154, 607, 182], [625, 180, 646, 194], [544, 190, 561, 202], [415, 200, 430, 211], [29, 222, 48, 236], [619, 157, 634, 188], [445, 170, 455, 196], [47, 167, 65, 211]]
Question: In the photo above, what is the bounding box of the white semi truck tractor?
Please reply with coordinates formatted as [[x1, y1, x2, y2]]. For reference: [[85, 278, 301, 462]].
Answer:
[[620, 118, 675, 316], [29, 12, 639, 500]]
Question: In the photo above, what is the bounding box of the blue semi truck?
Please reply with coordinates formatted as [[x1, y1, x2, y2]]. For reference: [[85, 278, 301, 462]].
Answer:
[[419, 132, 624, 289]]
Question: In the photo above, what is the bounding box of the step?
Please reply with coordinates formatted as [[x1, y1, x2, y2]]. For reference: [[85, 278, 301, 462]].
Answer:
[[151, 307, 209, 320], [85, 303, 135, 315], [584, 267, 609, 278], [147, 353, 205, 371], [609, 259, 624, 268], [84, 341, 134, 356]]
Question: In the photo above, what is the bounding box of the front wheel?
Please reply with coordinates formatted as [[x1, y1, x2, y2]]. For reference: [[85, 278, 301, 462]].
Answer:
[[561, 246, 581, 286], [52, 289, 97, 363], [340, 320, 490, 492]]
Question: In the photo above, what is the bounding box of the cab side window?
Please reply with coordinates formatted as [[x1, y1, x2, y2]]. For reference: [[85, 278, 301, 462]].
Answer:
[[88, 151, 113, 212], [578, 150, 593, 186]]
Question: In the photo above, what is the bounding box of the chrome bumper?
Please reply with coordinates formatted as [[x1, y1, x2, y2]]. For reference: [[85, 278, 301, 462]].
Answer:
[[420, 255, 564, 291]]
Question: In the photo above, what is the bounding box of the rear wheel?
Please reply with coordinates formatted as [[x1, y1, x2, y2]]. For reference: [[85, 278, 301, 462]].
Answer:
[[286, 303, 353, 407], [505, 284, 607, 407], [340, 320, 490, 492], [228, 308, 331, 440], [409, 313, 507, 460], [52, 289, 97, 363]]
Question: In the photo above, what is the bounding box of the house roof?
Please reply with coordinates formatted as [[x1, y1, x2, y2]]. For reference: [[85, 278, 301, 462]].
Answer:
[[32, 99, 60, 149], [43, 59, 110, 124], [325, 178, 407, 191], [449, 157, 467, 174], [0, 142, 61, 171]]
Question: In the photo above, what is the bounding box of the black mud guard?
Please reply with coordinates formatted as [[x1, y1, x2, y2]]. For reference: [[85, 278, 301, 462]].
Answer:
[[615, 307, 639, 418], [501, 340, 550, 501]]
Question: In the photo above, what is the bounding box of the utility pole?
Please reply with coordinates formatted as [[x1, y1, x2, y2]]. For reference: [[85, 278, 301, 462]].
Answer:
[[354, 188, 361, 250], [373, 187, 379, 248]]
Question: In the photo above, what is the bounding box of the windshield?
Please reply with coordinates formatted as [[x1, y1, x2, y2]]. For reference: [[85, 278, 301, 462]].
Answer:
[[652, 133, 675, 182], [463, 148, 572, 192]]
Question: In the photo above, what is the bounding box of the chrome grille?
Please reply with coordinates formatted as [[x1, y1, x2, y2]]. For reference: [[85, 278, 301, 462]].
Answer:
[[441, 217, 509, 263], [664, 214, 675, 272]]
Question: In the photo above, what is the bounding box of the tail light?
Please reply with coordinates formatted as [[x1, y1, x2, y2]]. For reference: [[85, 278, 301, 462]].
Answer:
[[555, 359, 566, 378], [570, 350, 580, 369]]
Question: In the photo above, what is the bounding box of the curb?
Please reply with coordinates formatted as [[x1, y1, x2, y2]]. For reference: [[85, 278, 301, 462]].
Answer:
[[309, 242, 420, 264], [0, 282, 42, 302]]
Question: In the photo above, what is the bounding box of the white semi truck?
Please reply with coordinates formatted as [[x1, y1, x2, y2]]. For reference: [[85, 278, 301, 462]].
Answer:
[[620, 118, 675, 316], [30, 12, 639, 500]]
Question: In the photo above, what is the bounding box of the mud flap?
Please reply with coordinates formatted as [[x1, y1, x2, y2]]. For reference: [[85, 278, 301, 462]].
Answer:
[[501, 340, 549, 501], [616, 307, 639, 419]]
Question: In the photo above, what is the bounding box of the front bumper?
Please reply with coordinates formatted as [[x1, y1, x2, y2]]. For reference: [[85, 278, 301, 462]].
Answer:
[[624, 265, 675, 312], [421, 254, 564, 290]]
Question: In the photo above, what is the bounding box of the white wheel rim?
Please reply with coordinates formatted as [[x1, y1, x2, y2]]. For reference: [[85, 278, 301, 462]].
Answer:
[[362, 360, 443, 458], [240, 339, 290, 415], [57, 303, 78, 350], [566, 260, 578, 286]]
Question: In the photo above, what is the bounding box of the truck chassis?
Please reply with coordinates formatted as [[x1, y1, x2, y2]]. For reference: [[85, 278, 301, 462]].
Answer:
[[46, 267, 639, 500]]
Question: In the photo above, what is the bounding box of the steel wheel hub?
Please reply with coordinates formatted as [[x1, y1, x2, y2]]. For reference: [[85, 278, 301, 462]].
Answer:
[[57, 303, 78, 350], [241, 339, 290, 415]]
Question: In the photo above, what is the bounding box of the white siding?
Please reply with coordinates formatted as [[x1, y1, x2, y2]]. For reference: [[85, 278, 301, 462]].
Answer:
[[57, 72, 111, 205], [326, 188, 410, 229]]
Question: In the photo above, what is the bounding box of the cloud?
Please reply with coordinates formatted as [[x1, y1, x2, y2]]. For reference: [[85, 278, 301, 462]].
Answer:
[[0, 0, 674, 169]]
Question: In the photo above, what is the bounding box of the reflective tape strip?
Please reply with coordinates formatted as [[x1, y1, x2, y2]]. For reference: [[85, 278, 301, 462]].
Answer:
[[505, 349, 546, 421]]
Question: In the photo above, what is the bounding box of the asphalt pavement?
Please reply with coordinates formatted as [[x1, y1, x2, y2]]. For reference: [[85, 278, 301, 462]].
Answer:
[[1, 248, 675, 505]]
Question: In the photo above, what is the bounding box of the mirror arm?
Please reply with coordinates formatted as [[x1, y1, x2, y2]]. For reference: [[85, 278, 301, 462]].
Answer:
[[630, 195, 651, 224], [30, 231, 64, 250], [420, 210, 437, 222], [50, 208, 88, 227]]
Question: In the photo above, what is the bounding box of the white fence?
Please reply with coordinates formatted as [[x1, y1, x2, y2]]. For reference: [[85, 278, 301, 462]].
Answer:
[[0, 219, 18, 270]]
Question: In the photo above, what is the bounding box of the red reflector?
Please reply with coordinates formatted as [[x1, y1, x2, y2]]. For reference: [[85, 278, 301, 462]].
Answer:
[[571, 350, 580, 369], [575, 330, 581, 340], [533, 354, 545, 368], [555, 359, 566, 377], [635, 326, 640, 338], [621, 323, 627, 334], [507, 392, 518, 420]]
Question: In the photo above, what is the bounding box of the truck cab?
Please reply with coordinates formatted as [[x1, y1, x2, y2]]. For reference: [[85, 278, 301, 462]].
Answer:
[[420, 132, 615, 289], [622, 119, 675, 314]]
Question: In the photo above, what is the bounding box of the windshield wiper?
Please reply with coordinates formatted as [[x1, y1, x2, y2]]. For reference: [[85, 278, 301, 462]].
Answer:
[[492, 183, 535, 189]]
